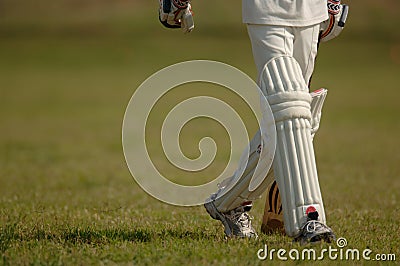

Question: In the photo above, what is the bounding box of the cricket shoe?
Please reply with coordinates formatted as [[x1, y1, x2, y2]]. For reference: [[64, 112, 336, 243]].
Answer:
[[294, 220, 336, 245], [204, 200, 258, 239]]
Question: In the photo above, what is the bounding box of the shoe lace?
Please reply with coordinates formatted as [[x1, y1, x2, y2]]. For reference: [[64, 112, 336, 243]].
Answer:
[[227, 208, 253, 229], [305, 220, 325, 233]]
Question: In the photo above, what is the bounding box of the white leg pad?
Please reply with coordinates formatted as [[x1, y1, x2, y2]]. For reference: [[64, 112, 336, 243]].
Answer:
[[208, 58, 328, 217], [211, 131, 275, 212], [208, 88, 328, 213], [261, 56, 326, 237]]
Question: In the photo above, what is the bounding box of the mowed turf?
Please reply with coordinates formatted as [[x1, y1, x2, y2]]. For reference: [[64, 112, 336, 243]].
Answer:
[[1, 1, 400, 265]]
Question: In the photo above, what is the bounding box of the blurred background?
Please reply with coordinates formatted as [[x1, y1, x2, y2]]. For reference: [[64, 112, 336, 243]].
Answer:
[[1, 0, 399, 199], [1, 0, 400, 211], [0, 0, 400, 263]]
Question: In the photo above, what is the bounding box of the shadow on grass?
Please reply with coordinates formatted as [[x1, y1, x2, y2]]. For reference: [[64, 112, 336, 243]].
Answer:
[[0, 223, 17, 253], [62, 227, 152, 244], [1, 223, 213, 250], [62, 227, 213, 244]]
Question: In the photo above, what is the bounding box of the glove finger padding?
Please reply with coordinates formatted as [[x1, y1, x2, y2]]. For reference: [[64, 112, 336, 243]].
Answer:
[[320, 1, 349, 42], [159, 0, 194, 33]]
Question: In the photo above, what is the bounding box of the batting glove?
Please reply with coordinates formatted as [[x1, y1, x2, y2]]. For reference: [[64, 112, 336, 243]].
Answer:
[[159, 0, 194, 34], [320, 1, 349, 42]]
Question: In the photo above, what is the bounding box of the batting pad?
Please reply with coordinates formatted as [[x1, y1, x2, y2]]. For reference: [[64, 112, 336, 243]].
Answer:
[[260, 56, 326, 237], [212, 131, 275, 212], [211, 88, 328, 214]]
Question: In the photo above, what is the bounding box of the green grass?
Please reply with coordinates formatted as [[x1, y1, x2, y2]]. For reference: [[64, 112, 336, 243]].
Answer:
[[1, 1, 400, 265]]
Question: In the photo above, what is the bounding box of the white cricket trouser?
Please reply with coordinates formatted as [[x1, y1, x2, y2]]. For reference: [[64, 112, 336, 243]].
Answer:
[[209, 23, 322, 213], [247, 23, 320, 84]]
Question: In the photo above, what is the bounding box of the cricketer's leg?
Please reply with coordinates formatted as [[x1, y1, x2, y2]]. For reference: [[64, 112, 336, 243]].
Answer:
[[208, 88, 328, 211], [204, 129, 273, 239], [261, 56, 334, 242], [208, 24, 318, 213], [204, 88, 329, 238], [261, 88, 328, 234], [206, 130, 274, 212], [247, 24, 319, 87], [205, 24, 330, 239]]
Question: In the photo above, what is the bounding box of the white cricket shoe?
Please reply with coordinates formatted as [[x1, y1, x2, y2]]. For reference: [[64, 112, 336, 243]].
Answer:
[[204, 201, 258, 239], [295, 220, 336, 245]]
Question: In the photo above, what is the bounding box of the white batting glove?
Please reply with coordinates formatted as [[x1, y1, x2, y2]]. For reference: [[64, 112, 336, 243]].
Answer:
[[159, 0, 194, 34], [320, 1, 349, 42]]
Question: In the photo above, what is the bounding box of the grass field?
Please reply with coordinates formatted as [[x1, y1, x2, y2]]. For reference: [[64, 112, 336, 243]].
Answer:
[[1, 1, 400, 265]]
